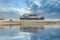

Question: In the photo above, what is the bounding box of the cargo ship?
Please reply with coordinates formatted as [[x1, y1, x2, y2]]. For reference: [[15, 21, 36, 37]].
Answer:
[[20, 14, 44, 20]]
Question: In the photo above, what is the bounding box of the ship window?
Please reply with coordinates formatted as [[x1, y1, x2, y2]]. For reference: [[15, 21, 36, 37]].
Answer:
[[29, 14, 38, 16], [23, 14, 28, 16]]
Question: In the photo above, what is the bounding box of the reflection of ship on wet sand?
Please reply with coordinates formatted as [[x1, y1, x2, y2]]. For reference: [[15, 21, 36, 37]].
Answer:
[[0, 25, 44, 33], [20, 25, 44, 33]]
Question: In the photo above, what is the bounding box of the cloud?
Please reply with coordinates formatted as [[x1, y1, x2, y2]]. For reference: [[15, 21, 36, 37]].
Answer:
[[11, 8, 31, 15], [0, 7, 31, 19], [0, 7, 30, 15], [34, 0, 41, 7], [25, 0, 60, 19]]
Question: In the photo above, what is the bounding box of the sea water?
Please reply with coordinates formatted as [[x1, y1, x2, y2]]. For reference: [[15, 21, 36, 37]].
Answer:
[[0, 25, 60, 40]]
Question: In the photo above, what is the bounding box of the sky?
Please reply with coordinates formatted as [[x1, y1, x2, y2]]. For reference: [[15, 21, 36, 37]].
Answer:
[[0, 0, 60, 19]]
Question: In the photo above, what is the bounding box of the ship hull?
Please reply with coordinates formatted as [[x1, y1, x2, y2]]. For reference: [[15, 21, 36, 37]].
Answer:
[[20, 17, 44, 20]]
